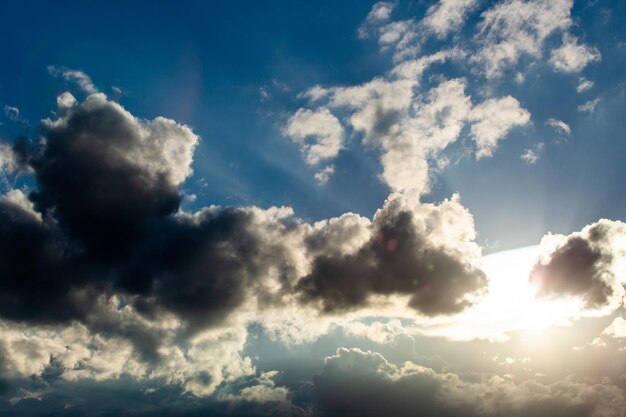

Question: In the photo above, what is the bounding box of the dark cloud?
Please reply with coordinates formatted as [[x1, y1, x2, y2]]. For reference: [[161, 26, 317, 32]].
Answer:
[[0, 191, 87, 323], [0, 377, 307, 417], [0, 93, 488, 335], [529, 220, 625, 308], [298, 197, 487, 315], [29, 95, 184, 259], [0, 93, 490, 400], [123, 207, 301, 329], [313, 348, 623, 417], [0, 94, 301, 353]]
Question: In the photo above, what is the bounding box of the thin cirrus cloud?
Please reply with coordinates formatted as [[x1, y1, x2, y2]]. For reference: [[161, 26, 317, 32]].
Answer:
[[545, 118, 571, 135], [578, 97, 601, 113], [47, 65, 98, 94], [474, 0, 571, 77]]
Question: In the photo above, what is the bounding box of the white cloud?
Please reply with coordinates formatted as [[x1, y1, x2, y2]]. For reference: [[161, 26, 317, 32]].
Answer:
[[520, 148, 539, 164], [577, 77, 594, 93], [469, 96, 531, 158], [0, 303, 257, 397], [578, 97, 600, 113], [48, 65, 97, 94], [222, 371, 290, 403], [307, 212, 372, 258], [603, 317, 626, 339], [314, 164, 335, 184], [358, 2, 419, 62], [3, 105, 21, 122], [367, 78, 471, 195], [531, 219, 626, 313], [545, 118, 571, 135], [318, 348, 626, 416], [423, 0, 478, 38], [295, 48, 529, 195], [0, 143, 19, 175], [56, 91, 77, 109], [362, 1, 478, 61], [0, 189, 42, 222], [475, 0, 573, 78], [282, 107, 344, 166], [550, 35, 601, 73], [362, 1, 394, 26], [44, 93, 198, 186]]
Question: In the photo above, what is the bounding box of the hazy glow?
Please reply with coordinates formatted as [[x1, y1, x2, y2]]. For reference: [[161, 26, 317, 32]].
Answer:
[[421, 246, 586, 340]]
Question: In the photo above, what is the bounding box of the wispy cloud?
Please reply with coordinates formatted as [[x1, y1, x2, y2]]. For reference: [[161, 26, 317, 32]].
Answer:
[[47, 65, 98, 94], [578, 97, 600, 113]]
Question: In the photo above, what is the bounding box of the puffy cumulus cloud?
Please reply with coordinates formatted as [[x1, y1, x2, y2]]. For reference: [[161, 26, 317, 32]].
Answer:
[[55, 91, 76, 110], [474, 0, 573, 78], [550, 35, 601, 73], [282, 107, 344, 167], [297, 193, 487, 315], [219, 371, 289, 403], [0, 93, 301, 346], [305, 212, 372, 258], [297, 50, 458, 194], [298, 61, 529, 195], [468, 96, 530, 158], [0, 295, 264, 398], [0, 92, 496, 400], [378, 77, 472, 195], [423, 0, 478, 38], [545, 118, 571, 135], [315, 348, 626, 417], [30, 94, 197, 253], [0, 319, 144, 383], [530, 220, 626, 311], [603, 317, 626, 339], [47, 65, 98, 94]]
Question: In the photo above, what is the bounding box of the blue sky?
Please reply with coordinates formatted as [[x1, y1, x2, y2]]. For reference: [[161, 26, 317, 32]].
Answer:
[[1, 1, 626, 416], [2, 0, 624, 251]]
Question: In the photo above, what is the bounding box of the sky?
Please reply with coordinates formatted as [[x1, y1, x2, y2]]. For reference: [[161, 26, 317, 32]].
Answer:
[[0, 0, 625, 416]]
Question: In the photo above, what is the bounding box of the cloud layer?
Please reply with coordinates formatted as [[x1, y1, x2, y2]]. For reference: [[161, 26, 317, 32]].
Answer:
[[0, 1, 622, 416]]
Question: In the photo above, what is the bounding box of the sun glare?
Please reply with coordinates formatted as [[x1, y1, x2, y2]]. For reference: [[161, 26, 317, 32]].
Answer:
[[481, 246, 584, 331], [423, 246, 586, 340]]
